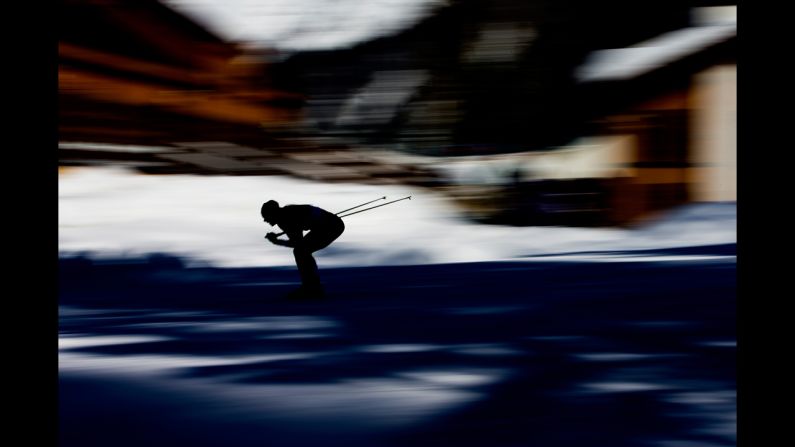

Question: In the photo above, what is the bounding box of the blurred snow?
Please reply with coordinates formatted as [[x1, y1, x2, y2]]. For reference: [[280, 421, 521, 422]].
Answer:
[[161, 0, 446, 52], [58, 167, 735, 267]]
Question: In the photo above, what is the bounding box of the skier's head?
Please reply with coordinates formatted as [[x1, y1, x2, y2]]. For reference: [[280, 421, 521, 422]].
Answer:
[[260, 200, 280, 225]]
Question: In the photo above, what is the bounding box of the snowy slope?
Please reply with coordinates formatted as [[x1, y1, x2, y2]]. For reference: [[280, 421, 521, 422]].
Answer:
[[58, 167, 735, 267]]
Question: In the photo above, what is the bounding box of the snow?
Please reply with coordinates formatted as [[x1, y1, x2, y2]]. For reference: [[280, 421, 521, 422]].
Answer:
[[160, 0, 446, 52], [576, 24, 736, 82], [58, 166, 735, 268]]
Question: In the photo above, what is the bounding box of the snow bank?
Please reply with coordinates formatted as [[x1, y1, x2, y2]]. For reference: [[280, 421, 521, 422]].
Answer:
[[59, 167, 736, 267]]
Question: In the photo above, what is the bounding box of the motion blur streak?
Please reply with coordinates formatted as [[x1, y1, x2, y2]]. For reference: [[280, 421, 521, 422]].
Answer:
[[59, 1, 736, 446]]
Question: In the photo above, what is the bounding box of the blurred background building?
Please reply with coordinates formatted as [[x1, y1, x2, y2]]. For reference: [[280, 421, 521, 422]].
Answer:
[[59, 0, 736, 226], [59, 0, 305, 146]]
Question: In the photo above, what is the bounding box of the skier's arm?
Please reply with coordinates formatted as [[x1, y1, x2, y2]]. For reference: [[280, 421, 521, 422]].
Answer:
[[265, 229, 301, 248]]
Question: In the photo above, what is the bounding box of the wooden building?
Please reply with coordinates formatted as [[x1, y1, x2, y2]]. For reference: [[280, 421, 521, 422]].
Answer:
[[436, 6, 736, 226], [59, 0, 304, 147]]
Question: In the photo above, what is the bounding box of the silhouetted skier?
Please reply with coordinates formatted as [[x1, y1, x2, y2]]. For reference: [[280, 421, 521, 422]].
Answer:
[[261, 200, 345, 298]]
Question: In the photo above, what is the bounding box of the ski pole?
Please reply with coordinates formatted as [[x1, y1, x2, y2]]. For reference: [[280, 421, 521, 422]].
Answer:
[[337, 196, 411, 218], [334, 196, 386, 215]]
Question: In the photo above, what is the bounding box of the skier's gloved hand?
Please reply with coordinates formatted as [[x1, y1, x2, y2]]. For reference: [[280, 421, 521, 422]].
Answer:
[[265, 232, 280, 243]]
